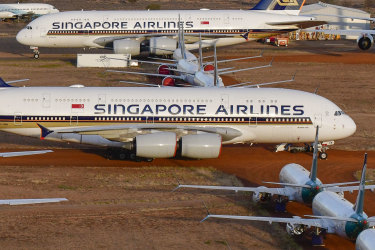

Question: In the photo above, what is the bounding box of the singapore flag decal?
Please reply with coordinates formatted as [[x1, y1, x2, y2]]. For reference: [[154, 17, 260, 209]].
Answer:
[[71, 104, 84, 112], [201, 21, 209, 25]]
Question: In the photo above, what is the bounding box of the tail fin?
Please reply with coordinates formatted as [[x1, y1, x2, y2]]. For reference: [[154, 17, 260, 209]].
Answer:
[[251, 0, 306, 15], [309, 126, 319, 182], [354, 153, 367, 216]]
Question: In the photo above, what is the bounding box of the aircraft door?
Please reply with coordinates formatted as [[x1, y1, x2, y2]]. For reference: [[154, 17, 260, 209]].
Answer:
[[314, 114, 322, 128], [14, 113, 22, 126], [70, 116, 78, 126], [224, 16, 230, 25], [98, 94, 106, 104], [249, 117, 257, 127], [40, 27, 47, 37], [146, 116, 154, 124], [220, 94, 229, 111], [42, 93, 51, 108]]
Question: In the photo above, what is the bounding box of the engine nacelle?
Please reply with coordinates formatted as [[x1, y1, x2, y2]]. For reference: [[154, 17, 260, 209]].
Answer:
[[158, 65, 171, 75], [180, 134, 221, 159], [113, 39, 140, 56], [135, 132, 177, 158], [162, 77, 175, 86], [149, 37, 177, 55], [1, 11, 16, 18], [204, 64, 215, 72], [357, 34, 374, 50], [286, 223, 305, 236]]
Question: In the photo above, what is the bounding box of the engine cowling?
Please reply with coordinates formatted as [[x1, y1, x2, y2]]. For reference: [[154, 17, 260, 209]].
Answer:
[[204, 64, 215, 72], [286, 223, 305, 236], [158, 65, 171, 75], [357, 34, 374, 50], [113, 39, 140, 56], [149, 37, 177, 55], [162, 77, 175, 86], [1, 11, 16, 18], [135, 132, 177, 158], [180, 134, 221, 159]]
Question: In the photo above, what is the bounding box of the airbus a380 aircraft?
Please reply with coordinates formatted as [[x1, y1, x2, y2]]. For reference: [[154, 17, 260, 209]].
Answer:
[[0, 3, 58, 20], [15, 0, 323, 58], [0, 78, 355, 160]]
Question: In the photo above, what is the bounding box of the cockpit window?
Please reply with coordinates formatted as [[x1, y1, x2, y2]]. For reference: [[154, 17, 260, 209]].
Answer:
[[26, 26, 32, 30], [334, 111, 345, 116]]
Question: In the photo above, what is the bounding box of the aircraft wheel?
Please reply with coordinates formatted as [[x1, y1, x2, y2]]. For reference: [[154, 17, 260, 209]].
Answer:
[[33, 53, 40, 59], [319, 152, 327, 160], [118, 152, 127, 160]]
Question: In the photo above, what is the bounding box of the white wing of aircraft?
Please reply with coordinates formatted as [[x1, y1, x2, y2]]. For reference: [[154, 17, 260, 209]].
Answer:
[[0, 149, 68, 205]]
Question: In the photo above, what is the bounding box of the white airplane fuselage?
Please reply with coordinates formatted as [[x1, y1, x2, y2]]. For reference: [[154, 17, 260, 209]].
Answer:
[[279, 163, 323, 203], [0, 3, 58, 19], [356, 229, 375, 250], [16, 10, 313, 50], [312, 191, 369, 240], [0, 86, 355, 147]]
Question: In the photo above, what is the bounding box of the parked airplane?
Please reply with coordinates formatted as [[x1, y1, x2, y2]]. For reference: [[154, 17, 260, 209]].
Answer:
[[201, 153, 375, 246], [0, 3, 58, 20], [15, 0, 323, 58], [174, 127, 375, 211], [0, 150, 68, 205], [356, 228, 375, 250], [0, 78, 356, 160]]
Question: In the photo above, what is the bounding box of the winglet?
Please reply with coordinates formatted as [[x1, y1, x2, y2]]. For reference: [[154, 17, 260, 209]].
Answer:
[[309, 126, 319, 182], [354, 153, 367, 216], [0, 78, 13, 88], [200, 201, 211, 222], [37, 123, 54, 140]]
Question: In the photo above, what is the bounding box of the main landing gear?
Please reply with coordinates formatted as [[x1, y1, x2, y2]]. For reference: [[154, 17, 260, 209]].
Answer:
[[104, 148, 153, 162], [31, 46, 40, 59], [275, 141, 333, 160], [311, 228, 326, 246]]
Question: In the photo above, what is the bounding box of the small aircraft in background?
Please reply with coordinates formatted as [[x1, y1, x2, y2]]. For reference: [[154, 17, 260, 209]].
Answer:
[[0, 3, 58, 20], [200, 153, 375, 246], [174, 127, 375, 212], [0, 150, 68, 205]]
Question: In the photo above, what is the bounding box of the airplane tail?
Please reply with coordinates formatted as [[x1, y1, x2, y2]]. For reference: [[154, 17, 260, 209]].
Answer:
[[354, 153, 367, 216], [251, 0, 306, 15], [309, 126, 319, 182]]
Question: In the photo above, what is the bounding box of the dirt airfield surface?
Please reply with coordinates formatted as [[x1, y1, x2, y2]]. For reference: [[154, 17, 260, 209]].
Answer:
[[1, 18, 375, 250]]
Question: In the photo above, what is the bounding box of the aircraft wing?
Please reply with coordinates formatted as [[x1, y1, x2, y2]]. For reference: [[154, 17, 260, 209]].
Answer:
[[38, 123, 244, 143], [266, 20, 326, 29], [0, 150, 52, 157], [107, 70, 184, 79], [326, 185, 375, 193], [175, 184, 292, 197], [202, 214, 329, 229], [0, 198, 68, 205]]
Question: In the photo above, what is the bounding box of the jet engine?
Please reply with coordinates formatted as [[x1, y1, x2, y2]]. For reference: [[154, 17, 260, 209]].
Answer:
[[0, 12, 16, 18], [158, 65, 171, 75], [149, 37, 177, 55], [180, 134, 222, 159], [162, 77, 175, 86], [286, 223, 305, 236], [357, 34, 374, 50], [113, 39, 141, 56], [135, 132, 177, 158], [204, 64, 215, 72]]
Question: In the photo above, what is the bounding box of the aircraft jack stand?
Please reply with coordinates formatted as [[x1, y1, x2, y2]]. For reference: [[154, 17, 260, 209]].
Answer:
[[274, 197, 286, 212], [311, 229, 325, 246]]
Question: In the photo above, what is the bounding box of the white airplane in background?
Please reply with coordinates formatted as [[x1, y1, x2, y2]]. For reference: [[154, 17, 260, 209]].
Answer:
[[201, 153, 375, 246], [0, 76, 355, 161], [0, 150, 68, 205], [175, 127, 375, 211], [0, 3, 58, 20], [356, 229, 375, 250], [15, 0, 324, 58]]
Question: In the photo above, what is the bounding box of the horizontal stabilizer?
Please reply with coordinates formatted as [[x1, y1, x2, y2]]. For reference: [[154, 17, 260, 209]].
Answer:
[[304, 215, 357, 223], [263, 181, 310, 188]]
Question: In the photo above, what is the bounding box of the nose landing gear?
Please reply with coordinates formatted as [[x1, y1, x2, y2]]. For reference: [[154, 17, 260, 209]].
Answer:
[[31, 46, 40, 59]]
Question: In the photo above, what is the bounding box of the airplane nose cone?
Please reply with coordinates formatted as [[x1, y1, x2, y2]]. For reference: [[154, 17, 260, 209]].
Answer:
[[344, 116, 357, 137], [16, 30, 27, 45]]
